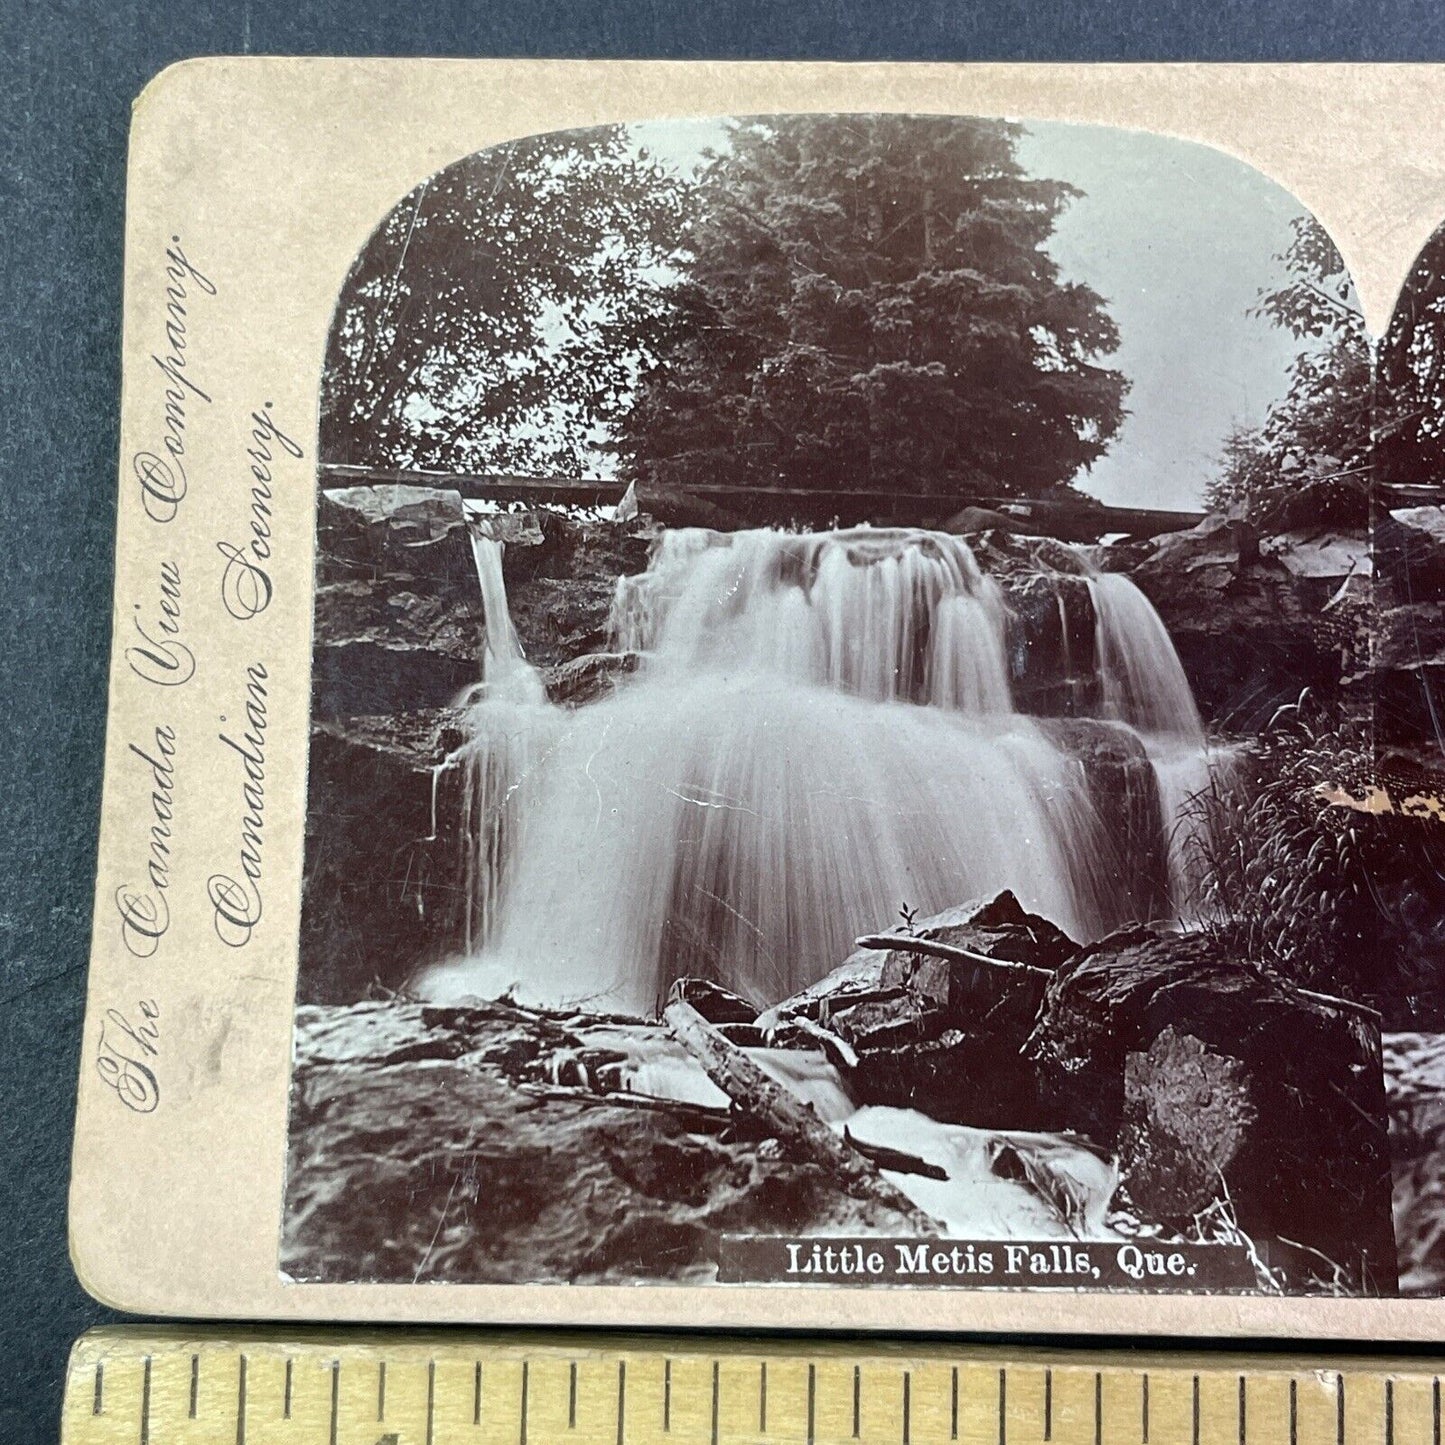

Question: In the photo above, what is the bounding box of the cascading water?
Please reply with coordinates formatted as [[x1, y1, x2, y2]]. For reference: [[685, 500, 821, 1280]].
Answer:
[[447, 529, 557, 949], [425, 525, 1220, 1015]]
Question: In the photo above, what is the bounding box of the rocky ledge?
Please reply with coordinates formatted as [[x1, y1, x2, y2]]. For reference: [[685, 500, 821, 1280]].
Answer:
[[285, 893, 1400, 1294]]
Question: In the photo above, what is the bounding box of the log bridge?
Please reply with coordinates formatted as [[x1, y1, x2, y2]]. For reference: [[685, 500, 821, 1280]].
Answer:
[[318, 462, 1205, 542]]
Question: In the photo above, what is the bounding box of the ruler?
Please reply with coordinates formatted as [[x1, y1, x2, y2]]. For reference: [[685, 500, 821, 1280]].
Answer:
[[59, 1328, 1445, 1444]]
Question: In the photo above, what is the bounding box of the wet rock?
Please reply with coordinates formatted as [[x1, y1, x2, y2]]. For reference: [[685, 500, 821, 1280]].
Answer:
[[1027, 927, 1397, 1294], [966, 530, 1102, 717], [1036, 719, 1172, 934], [312, 487, 654, 716], [669, 977, 759, 1026], [1123, 514, 1360, 732], [776, 894, 1077, 1130], [298, 712, 464, 1003], [500, 510, 653, 667], [541, 650, 640, 707], [282, 1001, 916, 1284]]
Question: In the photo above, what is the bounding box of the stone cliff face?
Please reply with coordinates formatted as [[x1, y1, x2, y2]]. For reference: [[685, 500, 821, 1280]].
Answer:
[[1112, 514, 1370, 733]]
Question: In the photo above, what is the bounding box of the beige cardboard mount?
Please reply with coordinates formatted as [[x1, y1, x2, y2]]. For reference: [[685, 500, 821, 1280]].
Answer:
[[71, 58, 1445, 1333]]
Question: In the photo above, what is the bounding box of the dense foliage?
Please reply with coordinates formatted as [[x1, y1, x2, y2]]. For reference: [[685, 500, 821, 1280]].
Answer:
[[320, 127, 685, 475], [1206, 217, 1371, 519], [615, 115, 1127, 499], [1187, 695, 1445, 1026]]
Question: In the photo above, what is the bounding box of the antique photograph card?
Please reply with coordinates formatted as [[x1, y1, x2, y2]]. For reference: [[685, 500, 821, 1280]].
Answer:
[[70, 59, 1445, 1333]]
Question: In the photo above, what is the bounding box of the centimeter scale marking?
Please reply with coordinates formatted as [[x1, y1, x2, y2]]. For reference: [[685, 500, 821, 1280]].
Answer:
[[62, 1330, 1445, 1445]]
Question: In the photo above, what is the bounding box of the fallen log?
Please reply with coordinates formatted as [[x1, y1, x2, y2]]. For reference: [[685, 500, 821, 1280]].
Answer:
[[843, 1128, 949, 1181], [516, 1082, 756, 1136], [664, 995, 939, 1231], [854, 933, 1053, 978]]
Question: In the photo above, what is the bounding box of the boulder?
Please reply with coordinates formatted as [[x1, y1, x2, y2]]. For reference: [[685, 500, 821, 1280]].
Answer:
[[282, 1000, 920, 1284], [1026, 927, 1397, 1294], [776, 893, 1078, 1129]]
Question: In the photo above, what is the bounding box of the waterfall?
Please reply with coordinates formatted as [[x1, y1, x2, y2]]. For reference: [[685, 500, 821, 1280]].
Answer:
[[446, 532, 557, 951], [1088, 570, 1203, 741], [423, 525, 1220, 1014], [468, 531, 547, 707]]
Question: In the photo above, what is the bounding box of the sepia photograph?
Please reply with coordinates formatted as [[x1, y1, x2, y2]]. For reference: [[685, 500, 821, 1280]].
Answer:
[[278, 111, 1422, 1297]]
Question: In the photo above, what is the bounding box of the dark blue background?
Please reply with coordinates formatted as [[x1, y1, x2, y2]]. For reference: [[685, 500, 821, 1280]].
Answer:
[[6, 4, 1445, 1442]]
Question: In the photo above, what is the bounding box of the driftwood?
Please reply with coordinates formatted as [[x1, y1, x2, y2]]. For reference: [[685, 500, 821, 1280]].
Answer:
[[664, 996, 939, 1230], [516, 1082, 757, 1136], [854, 932, 1052, 978], [843, 1128, 949, 1181]]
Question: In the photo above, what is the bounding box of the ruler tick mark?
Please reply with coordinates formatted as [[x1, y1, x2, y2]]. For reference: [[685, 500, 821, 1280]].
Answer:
[[236, 1354, 247, 1445], [1387, 1379, 1395, 1445], [807, 1362, 816, 1445], [1290, 1379, 1297, 1445], [1143, 1372, 1150, 1443], [663, 1359, 671, 1433], [1192, 1374, 1201, 1445], [998, 1367, 1007, 1445], [1238, 1374, 1246, 1445], [426, 1360, 436, 1445], [569, 1361, 577, 1429], [378, 1360, 387, 1420], [1337, 1372, 1346, 1445], [519, 1360, 528, 1445], [950, 1366, 958, 1440], [854, 1364, 862, 1439], [329, 1361, 339, 1445], [283, 1359, 292, 1420], [903, 1370, 912, 1444], [711, 1361, 720, 1445], [617, 1360, 626, 1445], [92, 1363, 102, 1416], [1434, 1378, 1441, 1445], [1095, 1371, 1102, 1445], [140, 1357, 152, 1445], [759, 1361, 767, 1434], [1045, 1368, 1053, 1441], [474, 1361, 482, 1426], [189, 1353, 199, 1419]]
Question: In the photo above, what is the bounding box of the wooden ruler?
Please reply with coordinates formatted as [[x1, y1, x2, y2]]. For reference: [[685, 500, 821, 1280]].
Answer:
[[59, 1328, 1445, 1444]]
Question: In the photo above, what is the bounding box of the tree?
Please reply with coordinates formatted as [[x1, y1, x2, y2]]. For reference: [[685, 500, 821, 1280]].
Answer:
[[1206, 216, 1371, 519], [614, 115, 1127, 500], [1377, 222, 1445, 487], [321, 127, 685, 475]]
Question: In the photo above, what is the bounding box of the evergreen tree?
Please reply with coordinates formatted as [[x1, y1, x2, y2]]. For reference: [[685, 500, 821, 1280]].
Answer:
[[615, 115, 1127, 500]]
